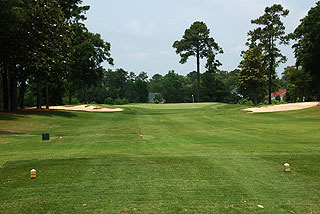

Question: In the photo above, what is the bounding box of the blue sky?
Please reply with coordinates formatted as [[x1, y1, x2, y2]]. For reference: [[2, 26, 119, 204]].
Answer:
[[82, 0, 318, 78]]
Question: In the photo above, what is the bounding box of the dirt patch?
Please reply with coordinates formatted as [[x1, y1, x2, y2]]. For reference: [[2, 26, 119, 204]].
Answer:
[[49, 105, 123, 112], [244, 102, 320, 113]]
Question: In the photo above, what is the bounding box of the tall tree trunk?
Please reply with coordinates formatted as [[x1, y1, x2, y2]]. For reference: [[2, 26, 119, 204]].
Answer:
[[18, 80, 26, 110], [9, 73, 17, 110], [45, 75, 49, 109], [1, 66, 9, 110], [268, 55, 273, 105], [37, 74, 42, 109], [268, 37, 274, 105], [83, 82, 87, 104], [196, 50, 200, 103]]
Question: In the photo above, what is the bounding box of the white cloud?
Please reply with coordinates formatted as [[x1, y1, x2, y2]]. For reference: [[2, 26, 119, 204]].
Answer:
[[83, 0, 318, 76], [126, 19, 155, 37], [159, 50, 172, 56], [130, 51, 150, 60]]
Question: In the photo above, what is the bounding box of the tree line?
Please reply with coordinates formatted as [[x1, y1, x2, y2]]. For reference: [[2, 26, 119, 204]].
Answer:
[[0, 0, 113, 110], [1, 1, 319, 110], [238, 3, 320, 104], [173, 3, 320, 106]]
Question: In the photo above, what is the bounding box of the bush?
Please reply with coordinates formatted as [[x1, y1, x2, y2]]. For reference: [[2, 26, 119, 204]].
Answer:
[[271, 99, 279, 105], [244, 100, 254, 106], [275, 95, 281, 102], [72, 97, 80, 105], [62, 97, 80, 105], [114, 98, 129, 105], [105, 97, 114, 105], [237, 99, 248, 105], [154, 93, 165, 104]]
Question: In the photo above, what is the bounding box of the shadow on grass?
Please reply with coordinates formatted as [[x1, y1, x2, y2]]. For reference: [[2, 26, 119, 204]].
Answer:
[[0, 130, 26, 136], [0, 109, 76, 121]]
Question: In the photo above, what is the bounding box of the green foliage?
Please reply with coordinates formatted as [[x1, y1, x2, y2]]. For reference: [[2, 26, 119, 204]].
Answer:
[[134, 79, 149, 103], [0, 0, 92, 110], [57, 0, 90, 23], [104, 97, 114, 105], [201, 69, 230, 102], [245, 100, 254, 106], [23, 90, 36, 107], [238, 47, 268, 105], [248, 4, 289, 104], [149, 69, 238, 104], [66, 24, 113, 104], [172, 21, 223, 68], [162, 70, 186, 103], [173, 21, 223, 102], [114, 98, 128, 105], [62, 96, 80, 105], [153, 93, 164, 104], [237, 99, 247, 105], [86, 85, 108, 104], [148, 74, 164, 93], [237, 99, 254, 106], [262, 99, 269, 105], [282, 66, 312, 102], [291, 2, 320, 99], [275, 95, 281, 101]]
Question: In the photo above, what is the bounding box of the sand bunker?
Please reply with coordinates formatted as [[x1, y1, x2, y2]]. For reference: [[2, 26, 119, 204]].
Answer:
[[244, 102, 319, 113], [50, 105, 123, 112]]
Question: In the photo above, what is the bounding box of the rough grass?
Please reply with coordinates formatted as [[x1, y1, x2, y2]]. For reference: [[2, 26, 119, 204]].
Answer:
[[0, 103, 320, 213]]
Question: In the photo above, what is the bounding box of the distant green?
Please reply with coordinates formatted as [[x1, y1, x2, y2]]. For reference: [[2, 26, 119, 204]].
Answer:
[[0, 103, 319, 213]]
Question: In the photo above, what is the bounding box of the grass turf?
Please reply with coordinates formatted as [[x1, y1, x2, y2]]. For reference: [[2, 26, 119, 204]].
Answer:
[[0, 103, 319, 213]]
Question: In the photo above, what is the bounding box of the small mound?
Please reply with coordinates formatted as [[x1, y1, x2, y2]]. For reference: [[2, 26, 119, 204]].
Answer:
[[244, 102, 319, 113], [50, 105, 123, 112]]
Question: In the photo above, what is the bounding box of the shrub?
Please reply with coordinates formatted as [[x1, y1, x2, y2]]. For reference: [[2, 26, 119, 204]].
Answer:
[[263, 100, 269, 105], [244, 100, 254, 106], [114, 98, 129, 105], [154, 93, 164, 104], [237, 99, 248, 105], [271, 99, 279, 105], [105, 97, 114, 105], [72, 98, 80, 105], [122, 98, 129, 105], [63, 97, 81, 105]]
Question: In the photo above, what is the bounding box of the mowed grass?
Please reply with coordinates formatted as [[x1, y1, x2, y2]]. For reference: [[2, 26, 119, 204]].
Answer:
[[0, 103, 320, 213]]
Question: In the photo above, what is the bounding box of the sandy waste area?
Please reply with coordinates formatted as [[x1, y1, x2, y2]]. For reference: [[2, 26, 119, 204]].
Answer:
[[244, 102, 320, 113], [50, 105, 123, 112]]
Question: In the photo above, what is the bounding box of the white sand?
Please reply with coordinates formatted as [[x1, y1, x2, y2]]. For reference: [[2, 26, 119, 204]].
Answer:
[[244, 102, 320, 113], [49, 105, 123, 112]]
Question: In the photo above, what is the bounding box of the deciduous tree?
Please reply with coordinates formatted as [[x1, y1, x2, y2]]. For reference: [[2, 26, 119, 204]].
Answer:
[[238, 47, 268, 105], [282, 66, 312, 102], [291, 2, 320, 99]]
